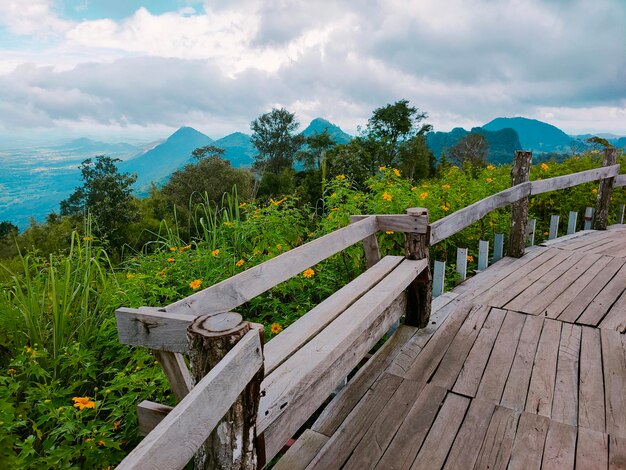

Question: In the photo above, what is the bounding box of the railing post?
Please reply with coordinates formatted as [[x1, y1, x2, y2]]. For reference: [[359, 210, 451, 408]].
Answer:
[[594, 147, 617, 230], [508, 151, 533, 257], [187, 313, 265, 469], [404, 207, 431, 327]]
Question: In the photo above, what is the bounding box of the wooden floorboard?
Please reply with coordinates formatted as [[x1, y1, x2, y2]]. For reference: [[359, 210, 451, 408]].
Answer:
[[508, 412, 550, 470]]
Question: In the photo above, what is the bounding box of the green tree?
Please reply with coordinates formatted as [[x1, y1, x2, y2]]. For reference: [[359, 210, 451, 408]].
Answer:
[[250, 108, 305, 174], [397, 134, 436, 181], [297, 131, 336, 171], [191, 145, 226, 161], [0, 221, 18, 239], [448, 133, 489, 176], [60, 155, 138, 247]]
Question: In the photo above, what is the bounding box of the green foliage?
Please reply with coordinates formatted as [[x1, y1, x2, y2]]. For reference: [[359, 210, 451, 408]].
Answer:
[[448, 133, 489, 176]]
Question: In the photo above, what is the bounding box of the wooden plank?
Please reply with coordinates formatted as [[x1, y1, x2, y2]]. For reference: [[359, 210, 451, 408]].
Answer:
[[361, 234, 381, 268], [305, 372, 404, 470], [522, 253, 600, 317], [273, 430, 329, 470], [508, 412, 550, 470], [264, 256, 404, 375], [493, 233, 504, 262], [472, 405, 519, 470], [478, 239, 489, 270], [577, 261, 626, 327], [259, 261, 423, 461], [558, 257, 625, 323], [576, 427, 608, 470], [430, 182, 531, 244], [311, 324, 418, 436], [443, 398, 496, 470], [456, 247, 468, 281], [476, 310, 526, 404], [586, 236, 624, 255], [578, 327, 605, 432], [116, 329, 263, 470], [549, 215, 560, 240], [556, 229, 614, 251], [374, 384, 448, 470], [601, 329, 626, 438], [552, 323, 582, 426], [584, 207, 595, 230], [609, 435, 626, 470], [504, 250, 585, 313], [568, 211, 578, 235], [540, 229, 595, 247], [545, 255, 613, 319], [137, 400, 173, 436], [349, 213, 428, 233], [527, 218, 537, 246], [116, 307, 192, 353], [165, 216, 379, 316], [153, 350, 193, 401], [530, 164, 620, 195], [500, 315, 544, 412], [615, 174, 626, 187], [541, 421, 577, 470], [432, 260, 445, 297], [526, 319, 562, 417], [409, 393, 471, 470], [599, 288, 626, 333], [430, 304, 491, 389], [453, 308, 507, 397]]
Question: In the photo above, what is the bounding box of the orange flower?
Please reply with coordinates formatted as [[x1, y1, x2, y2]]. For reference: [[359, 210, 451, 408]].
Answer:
[[393, 168, 401, 177], [211, 249, 220, 257], [189, 279, 202, 290], [335, 174, 346, 181], [382, 192, 392, 202], [167, 258, 175, 262], [276, 244, 283, 251], [113, 420, 122, 431], [126, 273, 135, 280], [441, 184, 451, 190], [486, 178, 493, 183], [592, 188, 598, 194], [540, 163, 549, 171], [82, 236, 93, 242], [169, 247, 177, 252], [467, 255, 474, 262], [302, 268, 315, 279], [72, 397, 96, 410], [386, 231, 394, 235], [236, 259, 245, 267], [420, 192, 428, 200], [270, 323, 283, 334], [487, 164, 496, 170]]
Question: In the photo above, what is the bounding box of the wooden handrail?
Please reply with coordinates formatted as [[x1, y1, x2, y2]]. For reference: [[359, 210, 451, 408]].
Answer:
[[529, 164, 619, 195]]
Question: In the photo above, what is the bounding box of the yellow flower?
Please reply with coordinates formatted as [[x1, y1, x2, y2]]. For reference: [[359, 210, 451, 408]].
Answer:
[[82, 236, 93, 242], [441, 184, 451, 190], [25, 346, 31, 353], [411, 186, 417, 191], [486, 178, 493, 183], [72, 397, 96, 410], [169, 247, 177, 252], [189, 279, 202, 290], [382, 192, 393, 202], [441, 205, 449, 212], [467, 255, 474, 262], [276, 244, 282, 251], [591, 149, 600, 154], [211, 249, 220, 257], [335, 174, 346, 181], [270, 197, 288, 206], [540, 163, 549, 171], [126, 273, 135, 280], [331, 207, 339, 211], [379, 166, 387, 171], [223, 221, 233, 227], [386, 231, 394, 235], [113, 420, 122, 431], [179, 245, 192, 253], [302, 268, 315, 279], [270, 323, 283, 334], [543, 231, 549, 236], [167, 258, 175, 262], [239, 202, 247, 208], [98, 440, 105, 447], [592, 188, 598, 194], [330, 192, 337, 198], [236, 259, 245, 267], [487, 164, 496, 171], [7, 368, 16, 376], [158, 269, 167, 277], [420, 192, 428, 200], [393, 168, 401, 177]]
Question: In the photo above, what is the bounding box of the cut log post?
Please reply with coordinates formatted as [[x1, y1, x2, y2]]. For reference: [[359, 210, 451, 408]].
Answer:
[[508, 151, 533, 257], [362, 234, 381, 269], [187, 313, 264, 470], [404, 207, 431, 327], [594, 147, 617, 230]]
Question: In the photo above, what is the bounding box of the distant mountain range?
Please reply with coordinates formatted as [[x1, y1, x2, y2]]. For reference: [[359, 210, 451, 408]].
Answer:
[[426, 127, 522, 164]]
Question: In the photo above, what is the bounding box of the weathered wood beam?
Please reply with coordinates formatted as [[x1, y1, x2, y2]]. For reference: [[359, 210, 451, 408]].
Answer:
[[594, 148, 618, 230], [508, 150, 533, 257], [116, 329, 263, 470], [164, 216, 379, 316], [137, 400, 173, 436], [349, 214, 428, 233], [615, 174, 626, 187], [404, 208, 431, 327], [529, 164, 620, 195], [153, 350, 193, 401], [116, 307, 192, 353]]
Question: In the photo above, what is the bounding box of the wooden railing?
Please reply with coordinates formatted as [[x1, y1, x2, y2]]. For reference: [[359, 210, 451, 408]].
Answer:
[[114, 147, 623, 469]]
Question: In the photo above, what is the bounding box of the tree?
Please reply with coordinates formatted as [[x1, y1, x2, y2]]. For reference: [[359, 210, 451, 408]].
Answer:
[[0, 221, 18, 239], [60, 155, 138, 246], [364, 99, 432, 167], [397, 134, 436, 181], [250, 108, 305, 174], [448, 133, 489, 176], [297, 131, 336, 171], [191, 145, 226, 161]]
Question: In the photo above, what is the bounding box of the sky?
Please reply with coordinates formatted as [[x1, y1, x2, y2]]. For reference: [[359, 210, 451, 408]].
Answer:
[[0, 0, 625, 144]]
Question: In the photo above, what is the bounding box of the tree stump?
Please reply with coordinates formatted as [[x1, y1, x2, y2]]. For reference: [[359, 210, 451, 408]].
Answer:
[[594, 147, 617, 230], [508, 151, 532, 257], [404, 207, 431, 327], [187, 312, 264, 470]]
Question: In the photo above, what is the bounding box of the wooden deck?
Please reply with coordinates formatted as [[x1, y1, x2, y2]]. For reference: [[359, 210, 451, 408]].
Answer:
[[275, 226, 626, 469]]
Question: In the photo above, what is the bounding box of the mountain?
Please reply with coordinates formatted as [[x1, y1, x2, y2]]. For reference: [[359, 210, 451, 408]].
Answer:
[[53, 138, 138, 158], [213, 132, 255, 167], [426, 127, 523, 164], [301, 118, 352, 144], [483, 117, 573, 153], [120, 127, 213, 193]]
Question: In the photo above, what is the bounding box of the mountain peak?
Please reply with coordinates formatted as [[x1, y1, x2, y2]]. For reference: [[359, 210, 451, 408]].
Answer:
[[483, 117, 572, 152], [166, 126, 213, 143], [301, 118, 351, 144]]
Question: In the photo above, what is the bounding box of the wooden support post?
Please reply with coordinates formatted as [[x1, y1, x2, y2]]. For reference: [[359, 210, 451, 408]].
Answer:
[[362, 234, 381, 269], [526, 218, 537, 246], [594, 147, 617, 230], [567, 211, 578, 235], [493, 233, 504, 262], [404, 207, 431, 327], [187, 313, 264, 470], [549, 215, 560, 240], [508, 150, 532, 257], [619, 204, 625, 225], [584, 207, 594, 231], [153, 350, 193, 401], [456, 247, 468, 281], [432, 261, 445, 298], [478, 240, 489, 271]]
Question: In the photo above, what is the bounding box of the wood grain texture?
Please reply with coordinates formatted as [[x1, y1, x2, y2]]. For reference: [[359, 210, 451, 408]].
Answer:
[[594, 148, 618, 230], [137, 400, 173, 436], [165, 216, 379, 316], [552, 323, 582, 426], [349, 213, 428, 233], [577, 261, 626, 327], [116, 330, 263, 470], [508, 412, 550, 470], [153, 350, 193, 401], [541, 421, 576, 470], [263, 255, 404, 375], [601, 329, 626, 438], [578, 327, 605, 432], [526, 319, 562, 418], [473, 405, 519, 470], [576, 427, 608, 470], [116, 307, 192, 353], [273, 430, 328, 470], [609, 434, 626, 470], [529, 164, 620, 195]]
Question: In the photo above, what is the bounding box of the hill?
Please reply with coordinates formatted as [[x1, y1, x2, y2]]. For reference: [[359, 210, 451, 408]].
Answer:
[[213, 132, 256, 167], [301, 118, 352, 144], [426, 127, 522, 164], [483, 117, 573, 153]]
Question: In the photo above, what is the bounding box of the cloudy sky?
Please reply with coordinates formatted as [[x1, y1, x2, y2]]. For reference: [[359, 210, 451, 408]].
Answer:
[[1, 0, 625, 143]]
